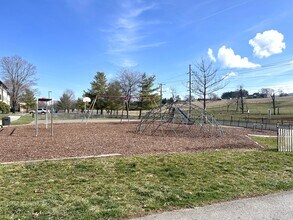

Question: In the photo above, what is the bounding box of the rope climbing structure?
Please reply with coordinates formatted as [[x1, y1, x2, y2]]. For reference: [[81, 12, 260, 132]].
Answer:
[[136, 102, 223, 138]]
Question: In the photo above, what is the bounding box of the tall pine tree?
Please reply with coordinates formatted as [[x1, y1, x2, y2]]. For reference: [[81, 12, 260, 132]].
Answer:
[[84, 72, 107, 114], [105, 81, 123, 115], [19, 88, 36, 111], [138, 73, 159, 118]]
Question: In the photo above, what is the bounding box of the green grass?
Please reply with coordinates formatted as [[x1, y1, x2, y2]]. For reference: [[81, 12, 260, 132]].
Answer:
[[206, 96, 293, 123], [0, 150, 292, 219], [10, 114, 34, 125], [250, 136, 277, 150], [1, 114, 34, 126]]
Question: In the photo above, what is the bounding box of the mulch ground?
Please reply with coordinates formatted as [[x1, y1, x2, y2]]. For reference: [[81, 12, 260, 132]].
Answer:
[[0, 122, 276, 163]]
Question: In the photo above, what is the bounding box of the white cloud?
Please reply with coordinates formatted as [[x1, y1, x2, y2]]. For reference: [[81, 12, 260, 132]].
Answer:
[[105, 1, 165, 67], [207, 48, 216, 62], [121, 58, 138, 67], [223, 72, 237, 80], [107, 1, 164, 55], [249, 30, 286, 58], [269, 81, 293, 94], [217, 46, 261, 69], [290, 59, 293, 65]]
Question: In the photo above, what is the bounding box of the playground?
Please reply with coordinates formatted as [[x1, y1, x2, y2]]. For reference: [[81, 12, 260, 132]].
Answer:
[[0, 121, 275, 163]]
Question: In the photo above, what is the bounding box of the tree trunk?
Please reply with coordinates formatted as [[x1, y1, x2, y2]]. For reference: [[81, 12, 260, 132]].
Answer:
[[271, 94, 276, 115], [125, 101, 130, 119], [12, 100, 17, 113], [241, 97, 244, 114], [138, 99, 143, 119], [203, 92, 206, 111]]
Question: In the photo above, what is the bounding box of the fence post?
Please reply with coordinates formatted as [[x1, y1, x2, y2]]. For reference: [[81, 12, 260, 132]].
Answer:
[[278, 125, 293, 152]]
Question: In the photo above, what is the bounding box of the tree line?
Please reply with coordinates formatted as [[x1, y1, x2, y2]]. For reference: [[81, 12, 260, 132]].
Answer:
[[0, 55, 160, 116], [221, 87, 288, 115], [1, 54, 287, 117], [0, 55, 237, 115], [57, 70, 160, 118]]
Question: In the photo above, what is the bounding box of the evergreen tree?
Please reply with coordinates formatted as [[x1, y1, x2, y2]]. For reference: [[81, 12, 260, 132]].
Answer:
[[138, 73, 159, 118], [84, 72, 107, 114], [76, 98, 85, 112], [19, 88, 36, 111], [105, 81, 123, 115]]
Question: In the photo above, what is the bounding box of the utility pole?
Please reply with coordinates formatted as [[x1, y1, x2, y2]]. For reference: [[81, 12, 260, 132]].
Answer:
[[159, 83, 164, 120], [46, 91, 52, 129], [188, 64, 192, 117]]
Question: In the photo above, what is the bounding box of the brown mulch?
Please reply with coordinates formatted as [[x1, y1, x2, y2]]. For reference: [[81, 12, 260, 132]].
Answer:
[[0, 122, 276, 163]]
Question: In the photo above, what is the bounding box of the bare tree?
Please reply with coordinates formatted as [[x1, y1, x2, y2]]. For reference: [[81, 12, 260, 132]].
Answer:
[[278, 89, 288, 97], [260, 88, 274, 98], [238, 86, 245, 114], [169, 87, 177, 103], [0, 55, 37, 112], [225, 98, 234, 112], [192, 58, 227, 110], [271, 92, 277, 115], [117, 68, 141, 118], [57, 89, 75, 113], [260, 88, 277, 115]]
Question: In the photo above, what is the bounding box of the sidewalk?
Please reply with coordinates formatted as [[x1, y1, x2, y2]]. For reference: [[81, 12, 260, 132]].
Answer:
[[132, 190, 293, 220]]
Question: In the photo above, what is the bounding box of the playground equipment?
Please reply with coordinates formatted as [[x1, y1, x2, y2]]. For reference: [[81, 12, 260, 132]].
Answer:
[[83, 95, 130, 123], [35, 97, 53, 137], [136, 102, 223, 138], [83, 95, 158, 123]]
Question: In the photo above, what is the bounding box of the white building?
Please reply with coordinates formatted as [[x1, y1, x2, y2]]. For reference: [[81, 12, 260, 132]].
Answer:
[[0, 80, 11, 106]]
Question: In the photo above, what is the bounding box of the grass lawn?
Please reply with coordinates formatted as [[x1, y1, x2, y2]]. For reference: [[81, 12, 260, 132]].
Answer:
[[250, 136, 277, 150], [1, 114, 34, 126], [206, 96, 293, 123], [0, 149, 292, 219], [10, 114, 34, 125]]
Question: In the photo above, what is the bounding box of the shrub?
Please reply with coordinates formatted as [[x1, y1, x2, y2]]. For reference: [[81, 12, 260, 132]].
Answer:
[[0, 101, 10, 113]]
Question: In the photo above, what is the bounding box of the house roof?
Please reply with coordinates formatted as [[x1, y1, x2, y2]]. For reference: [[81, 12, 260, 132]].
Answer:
[[0, 80, 8, 90]]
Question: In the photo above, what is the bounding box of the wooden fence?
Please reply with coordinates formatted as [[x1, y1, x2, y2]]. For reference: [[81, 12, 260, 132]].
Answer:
[[278, 126, 293, 152]]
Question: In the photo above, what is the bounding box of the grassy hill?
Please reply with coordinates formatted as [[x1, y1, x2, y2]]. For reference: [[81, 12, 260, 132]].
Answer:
[[203, 96, 293, 123]]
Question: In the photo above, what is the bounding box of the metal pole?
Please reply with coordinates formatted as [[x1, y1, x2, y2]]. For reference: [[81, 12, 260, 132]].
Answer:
[[51, 99, 53, 137], [188, 64, 192, 117], [46, 91, 52, 129], [159, 83, 163, 120], [48, 91, 53, 137], [35, 100, 38, 136], [45, 102, 48, 129]]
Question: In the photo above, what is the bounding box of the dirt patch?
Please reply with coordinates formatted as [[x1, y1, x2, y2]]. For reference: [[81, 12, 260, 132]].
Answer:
[[0, 122, 276, 163]]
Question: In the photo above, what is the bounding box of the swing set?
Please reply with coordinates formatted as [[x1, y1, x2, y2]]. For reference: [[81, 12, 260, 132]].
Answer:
[[83, 95, 158, 123], [35, 97, 53, 137]]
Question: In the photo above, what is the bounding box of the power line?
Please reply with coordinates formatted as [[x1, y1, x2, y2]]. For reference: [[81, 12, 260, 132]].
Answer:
[[161, 59, 293, 85], [159, 60, 293, 98]]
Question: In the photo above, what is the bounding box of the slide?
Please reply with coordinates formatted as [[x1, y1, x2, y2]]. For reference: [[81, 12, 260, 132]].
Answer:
[[177, 108, 192, 123]]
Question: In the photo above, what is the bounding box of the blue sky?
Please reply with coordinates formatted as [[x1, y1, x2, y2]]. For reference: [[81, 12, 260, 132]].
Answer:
[[0, 0, 292, 100]]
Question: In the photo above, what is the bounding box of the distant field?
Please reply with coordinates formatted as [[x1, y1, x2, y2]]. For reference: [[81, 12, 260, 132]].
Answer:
[[204, 96, 293, 122]]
